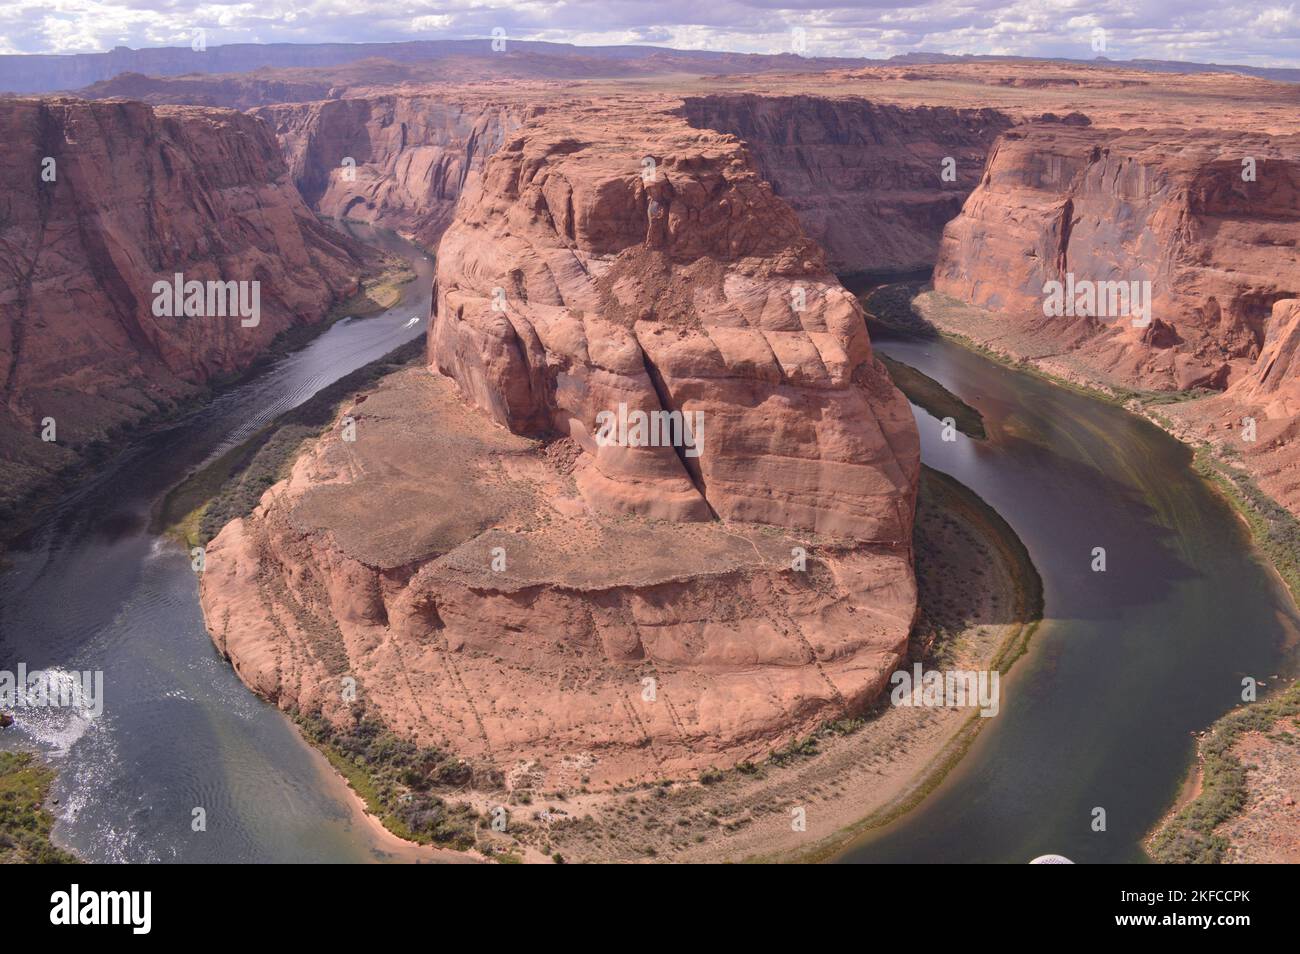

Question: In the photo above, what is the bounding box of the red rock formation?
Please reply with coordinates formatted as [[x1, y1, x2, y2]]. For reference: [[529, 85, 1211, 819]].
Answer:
[[266, 87, 1011, 279], [254, 93, 533, 249], [681, 94, 1013, 275], [1158, 298, 1300, 516], [933, 123, 1300, 391], [200, 102, 920, 788], [0, 98, 366, 514]]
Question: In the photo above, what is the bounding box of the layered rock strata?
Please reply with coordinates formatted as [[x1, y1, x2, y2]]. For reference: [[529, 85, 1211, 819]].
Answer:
[[681, 94, 1013, 274], [924, 121, 1300, 513], [200, 103, 920, 787], [0, 98, 367, 515], [933, 123, 1300, 392], [253, 94, 535, 248]]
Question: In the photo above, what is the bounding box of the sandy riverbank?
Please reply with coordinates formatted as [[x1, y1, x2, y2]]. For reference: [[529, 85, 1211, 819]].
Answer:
[[1148, 681, 1300, 863], [236, 460, 1040, 864], [468, 465, 1041, 863]]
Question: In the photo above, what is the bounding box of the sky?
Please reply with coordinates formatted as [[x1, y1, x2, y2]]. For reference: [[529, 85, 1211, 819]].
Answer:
[[1, 0, 1298, 68]]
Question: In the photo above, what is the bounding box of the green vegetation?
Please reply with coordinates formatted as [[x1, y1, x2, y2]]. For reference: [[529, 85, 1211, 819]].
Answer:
[[296, 709, 493, 850], [919, 466, 1044, 671], [1193, 448, 1300, 605], [856, 280, 937, 336], [260, 257, 416, 357], [879, 354, 987, 439], [157, 338, 425, 547], [0, 751, 80, 864], [1148, 682, 1300, 864], [328, 261, 417, 321], [767, 734, 822, 766]]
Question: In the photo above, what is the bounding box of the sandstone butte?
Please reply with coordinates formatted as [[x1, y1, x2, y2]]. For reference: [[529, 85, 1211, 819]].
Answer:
[[198, 98, 922, 787], [0, 97, 370, 518]]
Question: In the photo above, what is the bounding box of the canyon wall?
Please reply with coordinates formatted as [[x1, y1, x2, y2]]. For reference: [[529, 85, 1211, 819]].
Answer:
[[932, 122, 1300, 392], [0, 98, 367, 516], [254, 94, 534, 248], [926, 119, 1300, 517], [200, 102, 921, 788], [258, 88, 1014, 275], [681, 93, 1014, 275]]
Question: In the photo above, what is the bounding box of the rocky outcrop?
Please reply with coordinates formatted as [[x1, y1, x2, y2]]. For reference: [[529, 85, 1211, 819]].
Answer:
[[200, 102, 920, 788], [932, 123, 1300, 392], [432, 106, 919, 538], [254, 94, 533, 248], [1158, 297, 1300, 517], [1238, 298, 1300, 418], [0, 98, 367, 516], [681, 94, 1013, 275]]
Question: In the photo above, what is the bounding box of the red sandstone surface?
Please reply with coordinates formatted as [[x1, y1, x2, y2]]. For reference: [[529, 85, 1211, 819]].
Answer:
[[918, 116, 1299, 515], [933, 123, 1300, 391], [253, 93, 535, 248], [0, 98, 368, 514], [200, 101, 920, 786]]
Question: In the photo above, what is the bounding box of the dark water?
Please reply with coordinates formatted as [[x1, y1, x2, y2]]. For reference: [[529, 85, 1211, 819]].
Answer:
[[0, 224, 437, 863], [839, 327, 1300, 863]]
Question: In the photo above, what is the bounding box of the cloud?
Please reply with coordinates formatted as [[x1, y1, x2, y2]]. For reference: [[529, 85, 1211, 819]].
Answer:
[[0, 0, 1296, 67]]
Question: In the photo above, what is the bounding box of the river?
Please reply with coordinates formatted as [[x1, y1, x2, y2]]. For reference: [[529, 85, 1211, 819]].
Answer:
[[4, 249, 1296, 863], [0, 224, 440, 863], [839, 322, 1300, 863]]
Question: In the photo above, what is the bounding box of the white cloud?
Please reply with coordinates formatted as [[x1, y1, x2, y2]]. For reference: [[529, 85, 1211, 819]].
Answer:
[[0, 0, 1296, 66]]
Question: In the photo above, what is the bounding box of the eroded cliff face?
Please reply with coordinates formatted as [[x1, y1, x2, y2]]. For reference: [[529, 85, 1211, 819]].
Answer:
[[200, 102, 921, 788], [1159, 296, 1300, 517], [0, 98, 366, 515], [256, 87, 1014, 278], [254, 94, 533, 248], [432, 106, 919, 538], [681, 93, 1014, 275], [932, 123, 1300, 391]]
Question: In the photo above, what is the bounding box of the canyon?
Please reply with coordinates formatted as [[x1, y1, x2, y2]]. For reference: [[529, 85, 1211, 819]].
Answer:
[[0, 97, 370, 522], [233, 64, 1299, 524], [3, 53, 1297, 861], [252, 93, 535, 248], [680, 94, 1013, 274], [922, 120, 1300, 517]]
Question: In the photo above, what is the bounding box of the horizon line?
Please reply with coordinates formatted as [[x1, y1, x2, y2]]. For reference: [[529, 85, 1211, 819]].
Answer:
[[0, 37, 1294, 76]]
